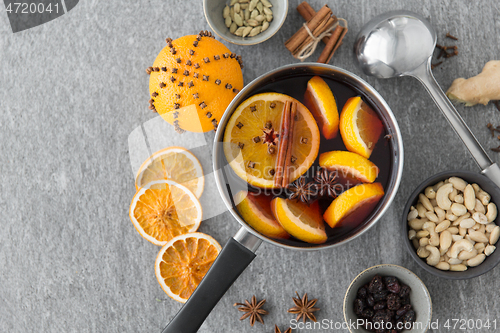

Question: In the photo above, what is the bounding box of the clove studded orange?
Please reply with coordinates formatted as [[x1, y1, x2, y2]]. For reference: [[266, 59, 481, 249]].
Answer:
[[147, 31, 244, 133]]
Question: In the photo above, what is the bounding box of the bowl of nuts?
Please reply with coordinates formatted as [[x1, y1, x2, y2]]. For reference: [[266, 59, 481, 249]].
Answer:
[[203, 0, 288, 45], [343, 264, 432, 333], [403, 170, 500, 279]]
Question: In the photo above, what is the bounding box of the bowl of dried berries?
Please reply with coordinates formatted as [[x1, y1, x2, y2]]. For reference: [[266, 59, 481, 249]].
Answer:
[[343, 264, 432, 333]]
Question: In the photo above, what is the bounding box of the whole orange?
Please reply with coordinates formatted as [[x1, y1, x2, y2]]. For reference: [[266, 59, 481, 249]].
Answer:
[[147, 31, 244, 133]]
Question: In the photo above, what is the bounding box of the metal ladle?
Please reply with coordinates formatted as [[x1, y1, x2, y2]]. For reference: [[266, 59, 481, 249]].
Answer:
[[354, 10, 500, 187]]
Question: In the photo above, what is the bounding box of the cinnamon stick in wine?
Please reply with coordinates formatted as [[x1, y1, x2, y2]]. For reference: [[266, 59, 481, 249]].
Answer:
[[282, 102, 297, 187], [274, 101, 292, 187]]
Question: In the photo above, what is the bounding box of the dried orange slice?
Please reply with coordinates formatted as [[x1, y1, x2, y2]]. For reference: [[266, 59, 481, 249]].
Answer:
[[135, 146, 204, 198], [323, 183, 384, 228], [303, 76, 339, 139], [129, 180, 202, 246], [270, 198, 327, 244], [339, 96, 383, 158], [234, 190, 289, 239], [155, 232, 221, 303], [319, 151, 379, 183], [223, 92, 320, 189]]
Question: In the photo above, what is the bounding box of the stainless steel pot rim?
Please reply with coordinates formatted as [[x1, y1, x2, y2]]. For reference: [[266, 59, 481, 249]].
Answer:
[[213, 62, 404, 251]]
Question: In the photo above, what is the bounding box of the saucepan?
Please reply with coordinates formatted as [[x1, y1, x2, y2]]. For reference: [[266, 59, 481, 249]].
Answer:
[[162, 63, 404, 333]]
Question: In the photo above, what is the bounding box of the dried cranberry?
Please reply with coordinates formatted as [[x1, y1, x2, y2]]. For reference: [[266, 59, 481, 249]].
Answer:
[[373, 302, 386, 310], [373, 290, 389, 302], [357, 286, 368, 299], [369, 275, 384, 293], [384, 276, 401, 294], [367, 295, 375, 307], [396, 307, 407, 317], [361, 308, 375, 319], [354, 298, 365, 315], [373, 309, 392, 324], [387, 294, 401, 310], [399, 284, 411, 298], [403, 310, 416, 325], [400, 296, 410, 305]]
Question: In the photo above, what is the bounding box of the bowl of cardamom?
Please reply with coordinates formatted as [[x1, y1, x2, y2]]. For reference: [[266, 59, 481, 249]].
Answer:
[[203, 0, 288, 45]]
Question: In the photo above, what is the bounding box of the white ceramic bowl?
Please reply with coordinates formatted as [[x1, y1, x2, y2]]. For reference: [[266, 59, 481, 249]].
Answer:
[[343, 264, 432, 333], [203, 0, 288, 45]]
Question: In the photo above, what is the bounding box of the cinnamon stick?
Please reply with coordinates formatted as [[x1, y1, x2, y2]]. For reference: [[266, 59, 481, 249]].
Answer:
[[297, 1, 316, 20], [317, 25, 345, 63], [274, 101, 292, 187], [285, 5, 332, 55], [300, 15, 336, 51], [296, 2, 337, 44], [282, 102, 297, 187]]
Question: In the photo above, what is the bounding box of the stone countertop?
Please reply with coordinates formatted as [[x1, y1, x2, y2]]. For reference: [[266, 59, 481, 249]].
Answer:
[[1, 1, 499, 332]]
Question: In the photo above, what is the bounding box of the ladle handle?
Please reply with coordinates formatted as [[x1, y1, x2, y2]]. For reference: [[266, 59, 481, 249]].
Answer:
[[411, 60, 500, 188], [160, 232, 258, 333]]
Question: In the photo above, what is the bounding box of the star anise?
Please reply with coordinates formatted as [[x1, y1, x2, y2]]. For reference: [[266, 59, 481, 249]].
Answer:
[[314, 167, 342, 198], [287, 292, 320, 322], [274, 324, 292, 333], [286, 176, 317, 204], [234, 296, 268, 326]]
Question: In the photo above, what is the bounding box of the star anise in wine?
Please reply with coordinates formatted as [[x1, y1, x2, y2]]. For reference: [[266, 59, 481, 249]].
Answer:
[[314, 167, 342, 198], [234, 296, 268, 326], [274, 324, 292, 333], [286, 176, 317, 204], [287, 292, 320, 322]]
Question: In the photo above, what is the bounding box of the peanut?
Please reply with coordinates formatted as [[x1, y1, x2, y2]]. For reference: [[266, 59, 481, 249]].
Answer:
[[450, 264, 468, 271], [436, 220, 451, 233], [424, 186, 436, 199], [490, 226, 500, 245], [464, 184, 476, 211]]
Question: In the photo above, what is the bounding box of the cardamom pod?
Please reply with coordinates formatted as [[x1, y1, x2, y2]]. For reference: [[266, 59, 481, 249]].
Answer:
[[261, 0, 272, 8], [223, 5, 230, 19], [266, 14, 273, 22], [234, 26, 246, 36], [249, 26, 262, 37], [246, 19, 259, 27], [261, 21, 269, 32], [225, 16, 232, 28], [234, 12, 243, 26], [242, 26, 253, 37], [256, 2, 263, 14], [244, 8, 250, 21], [230, 0, 238, 5], [249, 0, 258, 12], [263, 7, 272, 15], [255, 15, 265, 22], [234, 3, 240, 13], [240, 3, 248, 9], [230, 22, 238, 34], [251, 9, 259, 19]]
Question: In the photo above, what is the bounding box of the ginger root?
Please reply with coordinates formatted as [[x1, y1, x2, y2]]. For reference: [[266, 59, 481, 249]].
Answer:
[[446, 60, 500, 106]]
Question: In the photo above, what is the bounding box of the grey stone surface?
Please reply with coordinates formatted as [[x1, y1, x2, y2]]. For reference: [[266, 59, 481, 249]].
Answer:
[[0, 1, 499, 332]]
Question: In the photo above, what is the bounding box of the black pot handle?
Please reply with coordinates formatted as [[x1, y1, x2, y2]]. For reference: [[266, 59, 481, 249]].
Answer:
[[161, 230, 260, 333]]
